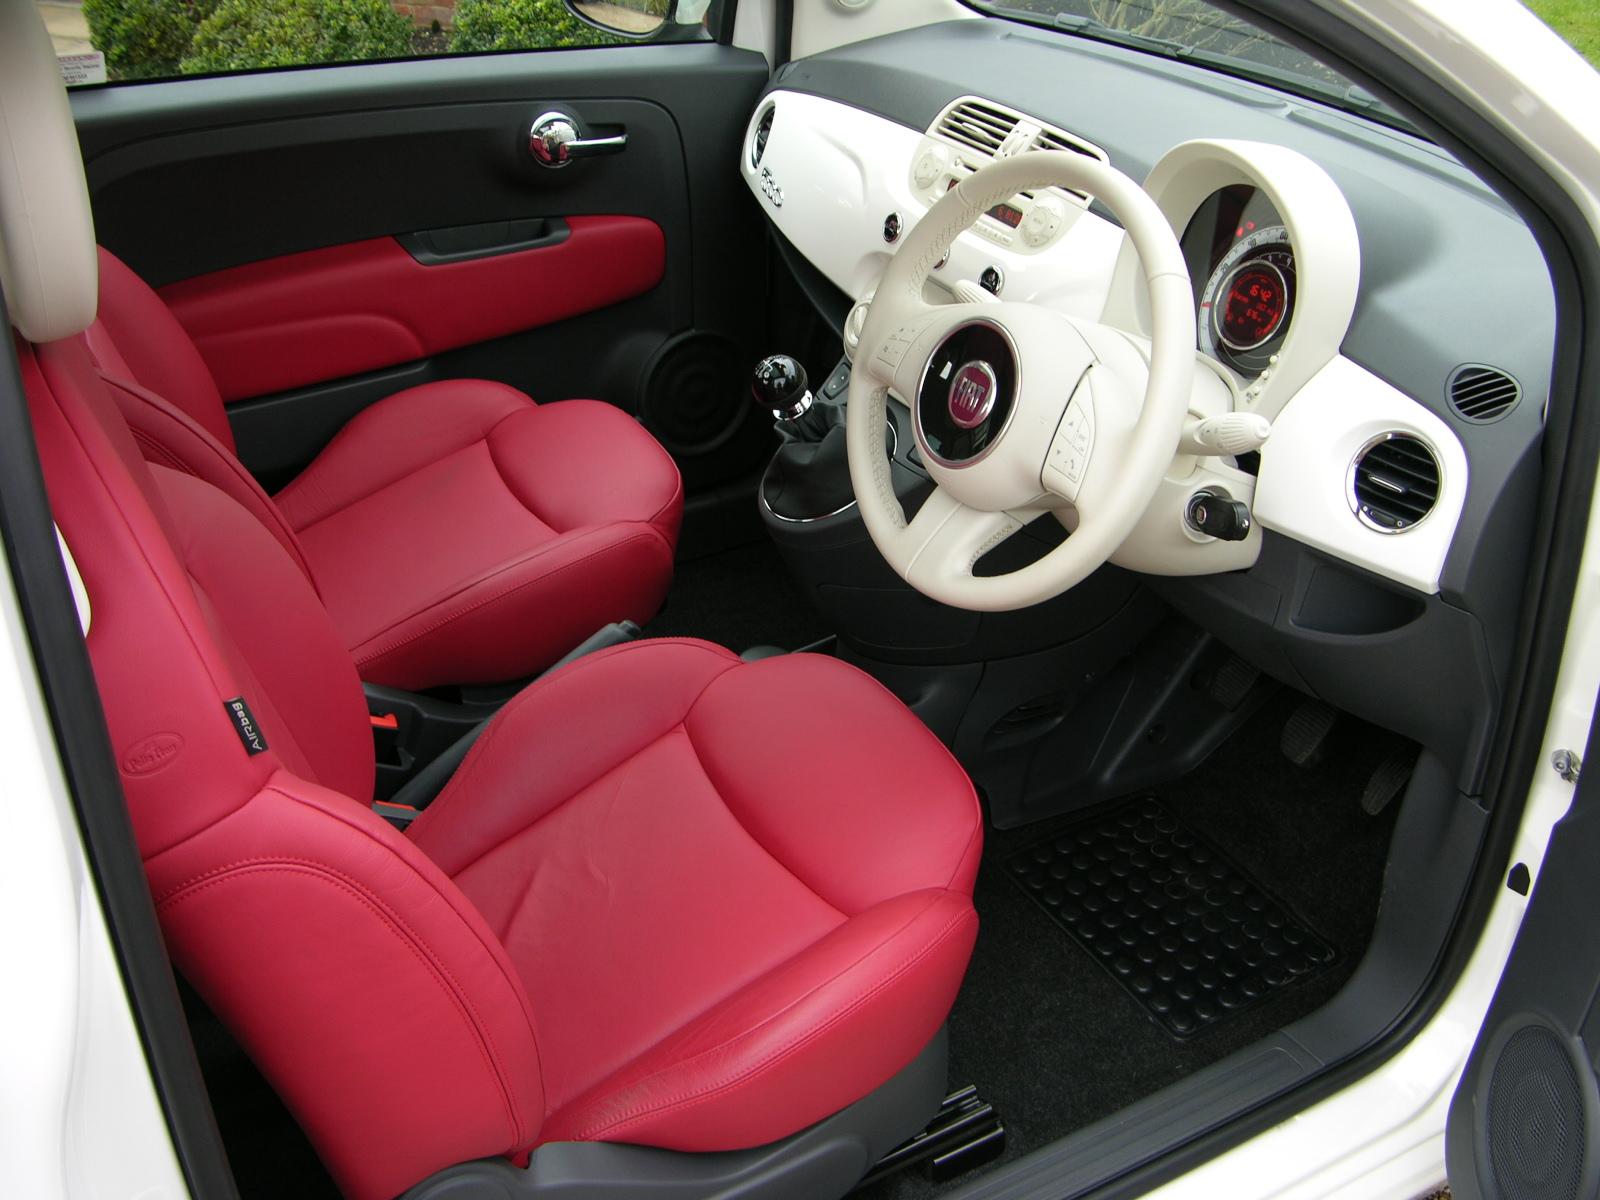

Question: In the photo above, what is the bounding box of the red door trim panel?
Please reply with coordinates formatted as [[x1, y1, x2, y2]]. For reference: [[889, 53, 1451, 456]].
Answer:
[[158, 215, 666, 402]]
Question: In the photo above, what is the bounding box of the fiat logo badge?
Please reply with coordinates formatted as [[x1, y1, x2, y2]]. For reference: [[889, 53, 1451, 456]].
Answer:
[[948, 361, 998, 430]]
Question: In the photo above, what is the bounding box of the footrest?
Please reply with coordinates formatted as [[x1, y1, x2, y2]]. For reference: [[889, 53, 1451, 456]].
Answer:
[[856, 1085, 1005, 1190]]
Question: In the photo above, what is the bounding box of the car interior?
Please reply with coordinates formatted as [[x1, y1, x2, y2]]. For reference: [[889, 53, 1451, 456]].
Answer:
[[0, 0, 1571, 1196]]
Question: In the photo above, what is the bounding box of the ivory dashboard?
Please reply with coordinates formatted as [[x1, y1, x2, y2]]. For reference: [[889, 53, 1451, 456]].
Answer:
[[737, 20, 1553, 608]]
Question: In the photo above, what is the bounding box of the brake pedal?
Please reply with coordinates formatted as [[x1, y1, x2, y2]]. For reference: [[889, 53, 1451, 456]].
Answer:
[[856, 1085, 1005, 1190], [1361, 747, 1417, 816], [1281, 698, 1338, 766], [1207, 653, 1261, 711]]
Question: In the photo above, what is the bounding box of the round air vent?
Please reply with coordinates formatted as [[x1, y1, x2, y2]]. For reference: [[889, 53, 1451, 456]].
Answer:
[[1349, 433, 1440, 532], [1448, 363, 1521, 423], [750, 104, 775, 169]]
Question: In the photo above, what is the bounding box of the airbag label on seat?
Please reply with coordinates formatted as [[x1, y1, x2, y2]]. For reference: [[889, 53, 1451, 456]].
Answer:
[[224, 696, 269, 756]]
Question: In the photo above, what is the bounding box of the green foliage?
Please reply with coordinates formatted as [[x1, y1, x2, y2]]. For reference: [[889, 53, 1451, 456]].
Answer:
[[1526, 0, 1600, 68], [180, 0, 413, 72], [83, 0, 216, 80], [451, 0, 621, 52]]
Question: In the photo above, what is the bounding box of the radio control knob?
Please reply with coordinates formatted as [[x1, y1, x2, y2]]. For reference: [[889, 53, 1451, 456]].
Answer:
[[913, 146, 948, 190], [1021, 196, 1065, 248]]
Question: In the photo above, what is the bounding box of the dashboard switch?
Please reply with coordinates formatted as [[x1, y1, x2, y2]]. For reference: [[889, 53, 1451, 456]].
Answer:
[[1186, 490, 1253, 541], [980, 266, 1005, 295]]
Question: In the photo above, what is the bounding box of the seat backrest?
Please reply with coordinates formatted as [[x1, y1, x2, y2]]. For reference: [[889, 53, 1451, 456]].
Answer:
[[2, 7, 545, 1195], [19, 331, 549, 1200], [86, 246, 238, 451]]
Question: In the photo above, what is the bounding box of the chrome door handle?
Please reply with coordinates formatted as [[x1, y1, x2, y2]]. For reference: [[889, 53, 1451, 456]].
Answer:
[[529, 111, 628, 168]]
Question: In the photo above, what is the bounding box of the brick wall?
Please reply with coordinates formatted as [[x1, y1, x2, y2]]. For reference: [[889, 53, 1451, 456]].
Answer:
[[392, 0, 456, 29]]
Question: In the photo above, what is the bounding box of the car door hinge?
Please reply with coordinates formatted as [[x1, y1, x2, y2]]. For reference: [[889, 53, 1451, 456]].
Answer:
[[1552, 748, 1582, 783]]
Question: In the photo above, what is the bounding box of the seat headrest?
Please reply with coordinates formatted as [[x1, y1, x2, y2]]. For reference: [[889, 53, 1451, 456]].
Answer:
[[0, 0, 98, 342]]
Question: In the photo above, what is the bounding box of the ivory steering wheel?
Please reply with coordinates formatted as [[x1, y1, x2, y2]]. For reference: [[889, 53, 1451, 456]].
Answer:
[[846, 151, 1196, 611]]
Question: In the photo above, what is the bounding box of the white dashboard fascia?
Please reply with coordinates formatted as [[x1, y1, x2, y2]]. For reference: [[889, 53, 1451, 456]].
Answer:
[[1254, 354, 1468, 594], [741, 90, 1124, 320], [743, 101, 1469, 597]]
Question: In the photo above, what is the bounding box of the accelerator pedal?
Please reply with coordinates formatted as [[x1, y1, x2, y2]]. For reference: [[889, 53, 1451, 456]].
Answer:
[[1361, 747, 1418, 816], [856, 1086, 1005, 1190], [1281, 698, 1338, 766]]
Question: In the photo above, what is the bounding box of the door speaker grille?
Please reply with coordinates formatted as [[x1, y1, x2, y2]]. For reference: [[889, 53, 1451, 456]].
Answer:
[[1485, 1024, 1585, 1200]]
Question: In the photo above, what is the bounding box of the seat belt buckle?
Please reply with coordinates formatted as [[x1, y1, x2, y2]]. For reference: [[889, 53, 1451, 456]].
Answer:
[[373, 800, 418, 830]]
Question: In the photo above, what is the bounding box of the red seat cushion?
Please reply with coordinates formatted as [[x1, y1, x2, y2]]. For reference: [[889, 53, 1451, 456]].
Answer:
[[410, 638, 982, 1152], [274, 381, 682, 689], [86, 247, 684, 690]]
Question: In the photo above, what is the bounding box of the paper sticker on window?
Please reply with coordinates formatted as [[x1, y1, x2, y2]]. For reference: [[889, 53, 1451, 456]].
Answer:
[[58, 52, 107, 87]]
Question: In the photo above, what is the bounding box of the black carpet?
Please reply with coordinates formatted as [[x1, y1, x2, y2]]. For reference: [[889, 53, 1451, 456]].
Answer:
[[858, 703, 1405, 1199], [642, 537, 829, 652]]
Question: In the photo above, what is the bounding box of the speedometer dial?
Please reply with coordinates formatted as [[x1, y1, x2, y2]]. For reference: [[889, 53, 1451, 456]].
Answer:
[[1199, 224, 1296, 376]]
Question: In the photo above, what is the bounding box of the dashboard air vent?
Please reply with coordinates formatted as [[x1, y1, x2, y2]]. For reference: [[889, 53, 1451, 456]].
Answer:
[[1030, 126, 1107, 163], [1447, 363, 1520, 423], [751, 103, 775, 169], [1350, 434, 1440, 532], [935, 100, 1019, 158]]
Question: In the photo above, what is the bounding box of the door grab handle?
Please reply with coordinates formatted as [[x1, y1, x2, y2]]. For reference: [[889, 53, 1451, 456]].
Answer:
[[529, 112, 627, 168]]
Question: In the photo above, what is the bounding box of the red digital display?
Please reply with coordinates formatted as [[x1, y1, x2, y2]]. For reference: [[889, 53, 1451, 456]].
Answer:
[[987, 203, 1024, 229], [1219, 264, 1287, 349]]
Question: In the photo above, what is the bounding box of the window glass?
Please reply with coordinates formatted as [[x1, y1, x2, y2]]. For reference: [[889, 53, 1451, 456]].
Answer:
[[964, 0, 1416, 133], [38, 0, 695, 85]]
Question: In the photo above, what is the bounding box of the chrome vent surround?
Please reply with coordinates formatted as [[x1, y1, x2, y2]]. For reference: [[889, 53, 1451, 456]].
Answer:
[[750, 103, 775, 168], [929, 97, 1108, 203], [1349, 434, 1441, 533], [1447, 363, 1521, 423]]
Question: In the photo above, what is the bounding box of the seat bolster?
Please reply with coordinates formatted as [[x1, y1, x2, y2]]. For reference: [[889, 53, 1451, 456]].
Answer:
[[99, 369, 317, 584], [537, 888, 978, 1151], [93, 247, 235, 450], [685, 653, 985, 912], [146, 770, 546, 1200], [409, 638, 741, 874], [349, 520, 679, 692], [487, 399, 684, 541], [273, 378, 533, 531]]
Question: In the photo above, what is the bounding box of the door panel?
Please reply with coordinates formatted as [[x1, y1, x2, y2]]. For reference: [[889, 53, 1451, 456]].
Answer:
[[68, 46, 772, 488], [160, 215, 664, 401], [1446, 699, 1600, 1200]]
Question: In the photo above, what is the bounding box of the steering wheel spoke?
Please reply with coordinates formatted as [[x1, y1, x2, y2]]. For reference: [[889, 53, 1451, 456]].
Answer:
[[897, 487, 1028, 589]]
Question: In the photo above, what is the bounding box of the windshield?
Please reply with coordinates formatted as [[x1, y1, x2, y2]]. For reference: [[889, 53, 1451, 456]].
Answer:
[[968, 0, 1418, 134]]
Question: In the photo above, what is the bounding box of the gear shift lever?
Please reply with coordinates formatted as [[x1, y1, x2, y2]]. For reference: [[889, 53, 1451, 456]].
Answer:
[[752, 355, 814, 423]]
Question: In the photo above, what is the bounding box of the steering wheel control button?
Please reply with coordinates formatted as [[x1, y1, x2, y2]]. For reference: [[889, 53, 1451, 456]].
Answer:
[[916, 320, 1017, 467], [1185, 489, 1253, 541], [874, 324, 919, 374], [947, 361, 999, 430], [1043, 398, 1095, 501], [980, 265, 1005, 295], [883, 212, 903, 244]]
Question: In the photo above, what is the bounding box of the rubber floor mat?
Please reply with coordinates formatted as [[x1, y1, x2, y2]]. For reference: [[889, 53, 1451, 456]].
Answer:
[[1006, 797, 1337, 1038]]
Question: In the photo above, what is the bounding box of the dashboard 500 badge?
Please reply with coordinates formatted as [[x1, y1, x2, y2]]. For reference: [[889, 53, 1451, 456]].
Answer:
[[759, 166, 784, 208]]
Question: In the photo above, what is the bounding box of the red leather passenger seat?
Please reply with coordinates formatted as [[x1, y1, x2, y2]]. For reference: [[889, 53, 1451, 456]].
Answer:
[[85, 246, 683, 690], [0, 7, 982, 1198]]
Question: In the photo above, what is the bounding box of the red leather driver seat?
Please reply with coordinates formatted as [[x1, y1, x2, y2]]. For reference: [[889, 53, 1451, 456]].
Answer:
[[1, 7, 982, 1198], [83, 245, 683, 691]]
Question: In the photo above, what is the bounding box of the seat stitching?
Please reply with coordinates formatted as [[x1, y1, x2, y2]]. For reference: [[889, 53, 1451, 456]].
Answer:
[[159, 857, 529, 1146], [279, 391, 529, 529], [568, 901, 972, 1141], [679, 714, 852, 917], [407, 641, 738, 851], [350, 528, 670, 670]]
